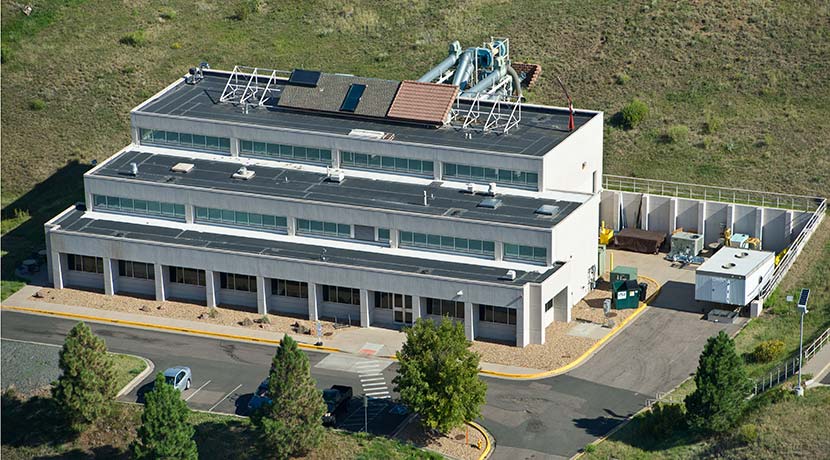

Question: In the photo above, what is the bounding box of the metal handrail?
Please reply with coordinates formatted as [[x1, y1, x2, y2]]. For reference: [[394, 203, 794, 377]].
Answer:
[[752, 327, 830, 396], [603, 174, 824, 212]]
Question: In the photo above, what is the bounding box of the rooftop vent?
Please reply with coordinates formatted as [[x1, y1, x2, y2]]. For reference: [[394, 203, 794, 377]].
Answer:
[[487, 183, 498, 196], [535, 204, 560, 216], [734, 252, 750, 258], [478, 198, 502, 209], [348, 129, 395, 140], [129, 162, 138, 176], [232, 166, 255, 180], [501, 269, 517, 281], [171, 162, 195, 173], [326, 168, 345, 183], [722, 262, 736, 269]]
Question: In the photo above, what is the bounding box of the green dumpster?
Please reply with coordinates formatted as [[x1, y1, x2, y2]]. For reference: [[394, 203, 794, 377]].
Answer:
[[610, 265, 637, 283], [612, 279, 641, 309]]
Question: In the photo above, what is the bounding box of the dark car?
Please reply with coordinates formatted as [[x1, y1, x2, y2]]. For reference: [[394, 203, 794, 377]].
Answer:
[[247, 378, 271, 412], [322, 385, 352, 426]]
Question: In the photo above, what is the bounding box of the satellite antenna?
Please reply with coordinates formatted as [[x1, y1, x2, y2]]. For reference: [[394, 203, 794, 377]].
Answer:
[[556, 76, 575, 131]]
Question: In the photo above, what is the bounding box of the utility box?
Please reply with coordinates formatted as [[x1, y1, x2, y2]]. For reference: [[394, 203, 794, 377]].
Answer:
[[669, 231, 704, 257], [597, 245, 607, 280], [695, 248, 775, 306], [610, 266, 637, 283], [612, 280, 641, 309]]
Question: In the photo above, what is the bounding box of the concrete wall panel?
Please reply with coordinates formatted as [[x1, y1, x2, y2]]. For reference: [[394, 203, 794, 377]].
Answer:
[[647, 195, 671, 235], [675, 199, 699, 232]]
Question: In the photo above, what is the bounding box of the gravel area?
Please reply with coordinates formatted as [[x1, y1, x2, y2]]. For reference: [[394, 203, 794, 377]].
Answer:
[[396, 417, 486, 460], [33, 288, 341, 339], [472, 277, 660, 370], [1, 339, 60, 396]]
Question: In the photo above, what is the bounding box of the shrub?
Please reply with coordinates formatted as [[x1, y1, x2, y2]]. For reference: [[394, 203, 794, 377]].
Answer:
[[52, 322, 118, 432], [233, 0, 258, 20], [614, 72, 630, 85], [158, 8, 177, 20], [737, 423, 759, 444], [704, 112, 723, 134], [750, 339, 785, 363], [208, 307, 219, 319], [583, 443, 597, 453], [120, 31, 146, 47], [170, 42, 182, 50], [29, 99, 46, 111], [620, 98, 649, 129], [666, 124, 690, 144], [638, 403, 686, 438]]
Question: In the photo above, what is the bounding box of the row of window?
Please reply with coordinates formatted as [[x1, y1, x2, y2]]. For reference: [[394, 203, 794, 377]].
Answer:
[[322, 285, 361, 305], [443, 163, 538, 188], [240, 140, 333, 164], [93, 195, 185, 220], [138, 130, 540, 189], [503, 243, 547, 264], [399, 231, 495, 257], [140, 128, 231, 154], [425, 298, 465, 319], [297, 219, 351, 239], [272, 279, 309, 298], [220, 273, 257, 292], [195, 207, 288, 232], [119, 261, 154, 280], [170, 266, 207, 286], [479, 304, 517, 325], [341, 151, 433, 177], [374, 292, 413, 310], [67, 254, 104, 274]]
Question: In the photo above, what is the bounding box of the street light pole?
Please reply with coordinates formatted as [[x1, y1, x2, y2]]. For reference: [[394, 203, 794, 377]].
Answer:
[[795, 288, 810, 397]]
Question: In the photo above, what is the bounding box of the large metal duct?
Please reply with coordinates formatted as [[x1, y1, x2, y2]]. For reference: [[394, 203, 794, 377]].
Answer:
[[461, 65, 506, 98], [417, 41, 462, 83], [506, 66, 523, 98], [451, 48, 475, 88]]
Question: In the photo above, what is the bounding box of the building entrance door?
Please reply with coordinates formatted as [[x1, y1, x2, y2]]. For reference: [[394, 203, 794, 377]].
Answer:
[[393, 294, 413, 324]]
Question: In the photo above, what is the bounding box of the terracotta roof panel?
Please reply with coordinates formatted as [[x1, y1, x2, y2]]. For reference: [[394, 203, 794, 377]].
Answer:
[[387, 81, 458, 125]]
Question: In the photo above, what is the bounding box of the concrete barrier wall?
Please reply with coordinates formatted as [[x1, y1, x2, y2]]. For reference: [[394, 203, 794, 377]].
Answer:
[[599, 191, 813, 253]]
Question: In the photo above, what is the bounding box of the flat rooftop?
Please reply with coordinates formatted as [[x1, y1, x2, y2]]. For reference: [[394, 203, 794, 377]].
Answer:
[[53, 207, 561, 286], [92, 151, 582, 228], [697, 247, 774, 278], [136, 70, 597, 157]]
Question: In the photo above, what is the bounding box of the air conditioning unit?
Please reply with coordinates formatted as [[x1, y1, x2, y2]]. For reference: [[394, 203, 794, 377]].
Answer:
[[326, 169, 345, 183], [232, 166, 255, 180]]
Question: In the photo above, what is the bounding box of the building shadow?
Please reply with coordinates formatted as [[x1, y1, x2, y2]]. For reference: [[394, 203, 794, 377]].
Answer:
[[647, 281, 718, 315], [1, 161, 90, 283]]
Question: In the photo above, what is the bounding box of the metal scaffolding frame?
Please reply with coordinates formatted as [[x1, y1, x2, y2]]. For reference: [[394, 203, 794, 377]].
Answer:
[[219, 66, 290, 108]]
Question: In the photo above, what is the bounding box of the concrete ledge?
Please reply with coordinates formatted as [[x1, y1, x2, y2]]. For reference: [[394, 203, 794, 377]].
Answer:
[[469, 421, 493, 460]]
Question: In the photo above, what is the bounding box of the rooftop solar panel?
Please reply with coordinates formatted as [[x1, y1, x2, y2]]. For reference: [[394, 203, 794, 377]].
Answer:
[[288, 69, 321, 87], [340, 84, 366, 112]]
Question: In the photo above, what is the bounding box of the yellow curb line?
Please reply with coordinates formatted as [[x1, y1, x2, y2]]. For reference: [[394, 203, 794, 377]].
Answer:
[[468, 421, 492, 460], [1, 305, 342, 353], [478, 275, 662, 379]]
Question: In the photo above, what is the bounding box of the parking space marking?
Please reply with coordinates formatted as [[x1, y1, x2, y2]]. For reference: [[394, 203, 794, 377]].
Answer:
[[185, 380, 211, 401], [208, 384, 242, 412]]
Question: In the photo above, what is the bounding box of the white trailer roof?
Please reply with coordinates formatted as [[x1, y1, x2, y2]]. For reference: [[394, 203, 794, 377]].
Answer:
[[697, 247, 774, 277]]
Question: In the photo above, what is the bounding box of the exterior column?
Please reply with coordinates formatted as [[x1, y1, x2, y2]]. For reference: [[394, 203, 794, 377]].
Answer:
[[154, 263, 166, 302], [185, 205, 194, 224], [697, 201, 706, 235], [754, 207, 764, 249], [359, 289, 370, 328], [230, 138, 240, 157], [494, 241, 504, 262], [517, 287, 531, 347], [668, 198, 678, 233], [103, 257, 116, 296], [256, 276, 267, 315], [307, 282, 319, 322], [51, 251, 64, 290], [389, 229, 399, 249], [411, 295, 422, 322], [464, 301, 475, 341], [287, 218, 296, 236], [205, 270, 217, 309], [433, 161, 442, 180], [640, 194, 650, 230]]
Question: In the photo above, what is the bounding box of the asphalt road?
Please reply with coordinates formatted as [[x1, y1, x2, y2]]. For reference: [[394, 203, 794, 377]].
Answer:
[[1, 303, 735, 459]]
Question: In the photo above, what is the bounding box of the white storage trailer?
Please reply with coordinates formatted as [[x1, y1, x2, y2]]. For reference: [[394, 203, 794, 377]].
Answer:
[[695, 248, 775, 306]]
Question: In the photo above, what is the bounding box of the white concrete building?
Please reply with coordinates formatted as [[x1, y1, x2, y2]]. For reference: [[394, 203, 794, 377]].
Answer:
[[45, 66, 603, 347]]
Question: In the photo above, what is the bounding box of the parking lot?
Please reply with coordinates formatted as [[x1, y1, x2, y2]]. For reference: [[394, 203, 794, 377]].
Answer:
[[118, 343, 409, 434]]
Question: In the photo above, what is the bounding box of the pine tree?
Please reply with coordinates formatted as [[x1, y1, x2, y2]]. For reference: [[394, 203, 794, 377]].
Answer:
[[251, 334, 325, 458], [52, 321, 117, 431], [393, 317, 487, 433], [132, 373, 198, 460], [684, 331, 751, 432]]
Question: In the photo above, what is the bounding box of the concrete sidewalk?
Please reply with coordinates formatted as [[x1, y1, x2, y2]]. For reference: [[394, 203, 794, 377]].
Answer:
[[805, 344, 830, 388], [3, 284, 543, 376]]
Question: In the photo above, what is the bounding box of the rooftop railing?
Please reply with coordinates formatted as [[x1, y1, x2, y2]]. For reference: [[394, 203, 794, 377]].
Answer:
[[603, 174, 825, 212]]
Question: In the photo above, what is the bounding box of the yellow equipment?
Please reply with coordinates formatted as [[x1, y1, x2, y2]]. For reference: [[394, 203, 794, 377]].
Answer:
[[746, 237, 761, 250], [775, 248, 788, 266], [599, 221, 614, 245]]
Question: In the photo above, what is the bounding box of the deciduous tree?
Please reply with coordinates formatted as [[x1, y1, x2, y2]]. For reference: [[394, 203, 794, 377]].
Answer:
[[393, 317, 487, 433]]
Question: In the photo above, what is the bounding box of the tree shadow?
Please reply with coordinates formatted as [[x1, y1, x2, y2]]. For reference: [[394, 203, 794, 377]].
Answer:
[[192, 419, 261, 460], [1, 160, 90, 282], [1, 390, 76, 448], [33, 445, 129, 460], [572, 414, 626, 437]]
